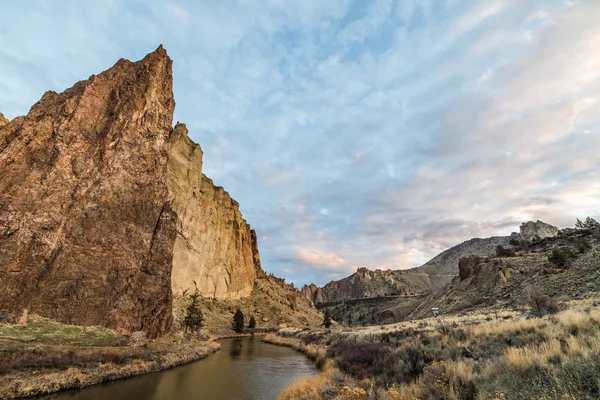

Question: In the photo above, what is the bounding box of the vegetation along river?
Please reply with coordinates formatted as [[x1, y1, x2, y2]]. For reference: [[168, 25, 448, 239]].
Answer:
[[40, 337, 317, 400]]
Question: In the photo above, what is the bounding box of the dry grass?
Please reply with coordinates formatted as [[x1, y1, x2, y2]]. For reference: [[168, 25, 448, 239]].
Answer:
[[0, 340, 220, 399], [269, 299, 600, 400], [0, 316, 221, 399]]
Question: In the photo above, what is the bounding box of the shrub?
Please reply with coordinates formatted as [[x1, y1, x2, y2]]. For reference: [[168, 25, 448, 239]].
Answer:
[[548, 247, 576, 268], [527, 289, 559, 318], [328, 340, 431, 386], [496, 245, 515, 257], [571, 237, 591, 254]]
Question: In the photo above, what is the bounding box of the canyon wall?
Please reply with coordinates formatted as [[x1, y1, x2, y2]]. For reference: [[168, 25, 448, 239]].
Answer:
[[166, 124, 260, 298], [0, 47, 263, 336]]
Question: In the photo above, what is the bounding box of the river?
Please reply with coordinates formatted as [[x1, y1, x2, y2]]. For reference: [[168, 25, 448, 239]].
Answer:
[[40, 337, 317, 400]]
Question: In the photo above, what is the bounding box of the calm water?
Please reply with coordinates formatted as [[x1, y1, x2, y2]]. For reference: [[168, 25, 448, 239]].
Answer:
[[40, 337, 317, 400]]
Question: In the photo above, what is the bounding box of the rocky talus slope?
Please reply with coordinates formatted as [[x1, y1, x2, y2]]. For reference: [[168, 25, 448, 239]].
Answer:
[[0, 46, 319, 337]]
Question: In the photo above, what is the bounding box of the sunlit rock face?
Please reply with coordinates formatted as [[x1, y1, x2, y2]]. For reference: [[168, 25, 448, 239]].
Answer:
[[520, 220, 560, 241], [166, 123, 260, 299]]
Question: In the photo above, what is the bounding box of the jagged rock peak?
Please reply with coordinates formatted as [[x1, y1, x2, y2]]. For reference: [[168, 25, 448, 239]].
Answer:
[[0, 112, 8, 127], [520, 220, 560, 241], [0, 47, 177, 338]]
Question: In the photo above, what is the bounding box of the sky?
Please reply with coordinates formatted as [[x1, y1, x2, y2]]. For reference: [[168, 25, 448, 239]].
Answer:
[[1, 0, 599, 287]]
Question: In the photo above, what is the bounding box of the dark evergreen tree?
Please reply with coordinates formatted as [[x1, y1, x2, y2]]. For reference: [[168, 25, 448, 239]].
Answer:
[[183, 284, 203, 332], [248, 315, 256, 329], [322, 309, 332, 329], [232, 308, 245, 333]]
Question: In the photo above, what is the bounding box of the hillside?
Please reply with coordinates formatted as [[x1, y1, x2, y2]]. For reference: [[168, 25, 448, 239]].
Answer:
[[409, 226, 600, 319], [302, 220, 574, 326]]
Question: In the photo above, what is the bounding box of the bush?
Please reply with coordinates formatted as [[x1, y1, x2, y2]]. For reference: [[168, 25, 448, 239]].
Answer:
[[328, 340, 431, 386], [548, 247, 576, 268], [496, 245, 515, 257], [571, 237, 591, 254], [527, 289, 559, 317]]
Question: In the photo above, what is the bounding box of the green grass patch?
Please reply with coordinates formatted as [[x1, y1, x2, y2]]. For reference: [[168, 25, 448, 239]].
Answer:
[[0, 316, 123, 346]]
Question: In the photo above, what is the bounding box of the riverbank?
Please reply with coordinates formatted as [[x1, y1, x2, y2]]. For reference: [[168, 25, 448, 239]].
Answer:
[[265, 298, 600, 400], [0, 316, 220, 399]]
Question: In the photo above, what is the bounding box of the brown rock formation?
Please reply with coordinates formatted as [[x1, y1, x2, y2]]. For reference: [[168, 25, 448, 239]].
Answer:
[[0, 46, 176, 337]]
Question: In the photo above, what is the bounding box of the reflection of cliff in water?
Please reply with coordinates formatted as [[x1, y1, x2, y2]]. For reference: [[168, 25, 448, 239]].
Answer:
[[39, 337, 317, 400]]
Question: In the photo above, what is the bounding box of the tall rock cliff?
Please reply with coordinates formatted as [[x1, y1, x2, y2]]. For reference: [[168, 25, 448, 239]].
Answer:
[[167, 123, 260, 299], [0, 47, 265, 337]]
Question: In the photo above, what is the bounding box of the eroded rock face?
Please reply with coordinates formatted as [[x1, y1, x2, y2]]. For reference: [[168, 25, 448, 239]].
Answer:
[[302, 267, 431, 306], [0, 112, 8, 127], [0, 47, 176, 337], [520, 220, 560, 241], [166, 123, 260, 298]]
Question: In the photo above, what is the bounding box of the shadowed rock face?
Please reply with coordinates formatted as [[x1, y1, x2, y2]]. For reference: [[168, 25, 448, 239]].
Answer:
[[0, 47, 177, 337]]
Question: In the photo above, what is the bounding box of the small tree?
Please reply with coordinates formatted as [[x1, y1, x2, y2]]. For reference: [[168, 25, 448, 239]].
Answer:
[[248, 315, 256, 329], [527, 288, 559, 317], [183, 284, 203, 332], [232, 308, 245, 333], [322, 309, 332, 329]]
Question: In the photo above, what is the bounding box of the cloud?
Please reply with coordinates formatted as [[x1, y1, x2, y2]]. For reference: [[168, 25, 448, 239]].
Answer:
[[1, 0, 598, 287]]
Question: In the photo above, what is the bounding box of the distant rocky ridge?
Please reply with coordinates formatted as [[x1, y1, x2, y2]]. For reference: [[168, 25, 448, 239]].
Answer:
[[0, 112, 8, 127], [301, 267, 431, 306], [0, 46, 319, 337], [302, 220, 563, 324], [519, 220, 561, 241]]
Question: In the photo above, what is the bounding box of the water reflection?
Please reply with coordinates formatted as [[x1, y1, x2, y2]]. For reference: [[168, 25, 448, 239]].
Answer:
[[40, 337, 317, 400]]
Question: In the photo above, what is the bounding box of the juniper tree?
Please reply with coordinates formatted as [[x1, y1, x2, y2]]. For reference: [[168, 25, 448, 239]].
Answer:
[[183, 284, 203, 332], [322, 309, 332, 329], [248, 315, 256, 329], [232, 308, 245, 333]]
